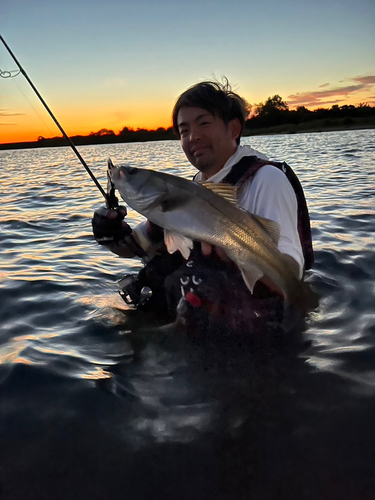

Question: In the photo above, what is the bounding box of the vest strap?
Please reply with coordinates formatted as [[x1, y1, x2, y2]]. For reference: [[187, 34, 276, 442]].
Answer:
[[221, 155, 314, 271]]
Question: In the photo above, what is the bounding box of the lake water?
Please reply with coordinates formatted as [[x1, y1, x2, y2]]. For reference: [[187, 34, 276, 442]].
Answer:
[[1, 129, 375, 499]]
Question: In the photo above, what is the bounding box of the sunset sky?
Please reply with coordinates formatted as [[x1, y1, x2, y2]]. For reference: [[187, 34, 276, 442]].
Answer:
[[1, 0, 374, 144]]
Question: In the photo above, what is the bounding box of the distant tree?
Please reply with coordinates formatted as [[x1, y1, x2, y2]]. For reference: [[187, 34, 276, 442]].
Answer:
[[261, 95, 289, 114], [296, 106, 311, 115], [357, 102, 370, 109], [339, 105, 356, 117], [251, 95, 289, 126], [312, 107, 330, 120], [89, 128, 115, 137], [118, 126, 135, 136], [330, 105, 341, 118], [355, 102, 375, 118]]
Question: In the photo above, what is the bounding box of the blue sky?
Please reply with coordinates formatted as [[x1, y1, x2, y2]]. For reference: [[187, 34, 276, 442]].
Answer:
[[1, 0, 374, 142]]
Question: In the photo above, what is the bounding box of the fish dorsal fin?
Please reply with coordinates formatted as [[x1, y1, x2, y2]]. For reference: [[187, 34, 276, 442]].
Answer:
[[252, 215, 280, 245], [201, 182, 238, 205], [164, 229, 193, 260]]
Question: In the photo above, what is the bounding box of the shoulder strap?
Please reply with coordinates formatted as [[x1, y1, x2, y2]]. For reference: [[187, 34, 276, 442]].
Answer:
[[221, 155, 314, 270], [192, 155, 268, 185], [221, 155, 265, 185]]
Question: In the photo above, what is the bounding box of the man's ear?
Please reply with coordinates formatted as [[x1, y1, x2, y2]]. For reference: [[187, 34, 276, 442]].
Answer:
[[229, 118, 242, 142]]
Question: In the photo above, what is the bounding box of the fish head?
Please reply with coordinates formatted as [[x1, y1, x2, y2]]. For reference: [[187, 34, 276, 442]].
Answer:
[[109, 164, 170, 215]]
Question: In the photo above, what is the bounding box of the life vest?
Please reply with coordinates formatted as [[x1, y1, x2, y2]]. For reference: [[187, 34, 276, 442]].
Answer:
[[210, 155, 314, 271]]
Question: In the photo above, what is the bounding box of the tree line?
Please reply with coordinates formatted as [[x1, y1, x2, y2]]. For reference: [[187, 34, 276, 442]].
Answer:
[[2, 96, 374, 150], [35, 125, 175, 147], [51, 97, 375, 145], [245, 95, 375, 132]]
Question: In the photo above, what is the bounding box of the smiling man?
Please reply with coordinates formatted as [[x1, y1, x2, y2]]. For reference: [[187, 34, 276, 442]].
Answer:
[[92, 80, 313, 323], [176, 107, 241, 179], [171, 82, 310, 277]]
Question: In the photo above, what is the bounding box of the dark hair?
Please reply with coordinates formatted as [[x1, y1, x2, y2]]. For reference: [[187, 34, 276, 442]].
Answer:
[[172, 79, 249, 145]]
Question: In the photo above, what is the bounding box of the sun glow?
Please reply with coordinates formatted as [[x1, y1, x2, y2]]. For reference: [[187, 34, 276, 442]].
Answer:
[[0, 103, 173, 144]]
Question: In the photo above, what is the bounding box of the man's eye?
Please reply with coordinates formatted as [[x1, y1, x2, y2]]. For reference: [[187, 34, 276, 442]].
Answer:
[[180, 129, 188, 136]]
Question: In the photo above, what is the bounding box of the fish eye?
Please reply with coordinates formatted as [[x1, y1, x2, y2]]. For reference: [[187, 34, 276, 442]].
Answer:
[[128, 167, 138, 175]]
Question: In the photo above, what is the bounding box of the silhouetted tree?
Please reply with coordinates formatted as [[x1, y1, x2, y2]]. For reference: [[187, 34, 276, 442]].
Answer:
[[260, 95, 289, 114], [330, 105, 341, 118], [118, 126, 135, 136], [251, 95, 289, 126], [89, 128, 115, 137]]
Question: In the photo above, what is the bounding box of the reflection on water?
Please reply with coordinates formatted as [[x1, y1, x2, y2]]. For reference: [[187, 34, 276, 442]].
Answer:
[[0, 129, 375, 499]]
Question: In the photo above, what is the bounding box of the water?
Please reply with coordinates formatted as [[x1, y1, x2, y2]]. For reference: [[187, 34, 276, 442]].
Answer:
[[0, 130, 374, 499]]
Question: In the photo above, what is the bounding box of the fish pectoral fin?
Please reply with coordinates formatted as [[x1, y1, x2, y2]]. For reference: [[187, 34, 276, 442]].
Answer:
[[252, 215, 280, 245], [164, 229, 193, 259], [239, 265, 264, 294], [201, 182, 238, 205]]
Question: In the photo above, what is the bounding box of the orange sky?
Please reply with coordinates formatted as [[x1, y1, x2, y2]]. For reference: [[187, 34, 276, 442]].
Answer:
[[2, 85, 374, 145], [1, 96, 175, 143]]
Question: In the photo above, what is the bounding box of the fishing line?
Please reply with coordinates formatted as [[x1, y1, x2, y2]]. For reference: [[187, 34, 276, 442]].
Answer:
[[8, 74, 57, 138], [1, 58, 49, 133], [0, 34, 108, 203], [1, 34, 150, 262]]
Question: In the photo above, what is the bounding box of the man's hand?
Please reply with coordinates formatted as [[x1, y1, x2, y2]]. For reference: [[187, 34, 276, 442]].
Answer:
[[92, 206, 132, 246], [201, 242, 300, 297]]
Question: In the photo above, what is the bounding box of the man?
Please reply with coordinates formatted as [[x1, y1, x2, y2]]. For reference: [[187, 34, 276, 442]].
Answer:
[[92, 81, 312, 322]]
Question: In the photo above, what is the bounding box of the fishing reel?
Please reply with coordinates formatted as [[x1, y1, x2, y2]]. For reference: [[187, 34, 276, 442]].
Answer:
[[118, 273, 153, 308]]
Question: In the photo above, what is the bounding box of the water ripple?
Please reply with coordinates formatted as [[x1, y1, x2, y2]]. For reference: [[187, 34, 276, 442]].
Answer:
[[0, 130, 375, 498]]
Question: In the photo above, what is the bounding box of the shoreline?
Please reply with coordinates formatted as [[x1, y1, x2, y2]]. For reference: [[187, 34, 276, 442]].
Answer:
[[1, 123, 374, 152], [243, 123, 375, 137]]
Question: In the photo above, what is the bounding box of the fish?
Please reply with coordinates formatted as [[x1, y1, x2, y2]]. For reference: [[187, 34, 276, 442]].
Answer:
[[109, 161, 318, 310]]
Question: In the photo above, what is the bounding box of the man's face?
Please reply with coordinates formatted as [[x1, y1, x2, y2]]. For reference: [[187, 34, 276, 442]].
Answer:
[[177, 106, 240, 179]]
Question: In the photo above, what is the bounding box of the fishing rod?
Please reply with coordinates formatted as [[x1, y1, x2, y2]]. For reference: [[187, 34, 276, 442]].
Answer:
[[0, 34, 150, 262], [0, 34, 110, 204]]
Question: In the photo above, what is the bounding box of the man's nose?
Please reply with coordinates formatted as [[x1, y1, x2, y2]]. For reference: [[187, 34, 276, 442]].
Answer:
[[189, 126, 201, 142]]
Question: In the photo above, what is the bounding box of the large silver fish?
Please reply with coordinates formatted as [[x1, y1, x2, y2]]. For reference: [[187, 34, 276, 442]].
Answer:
[[109, 161, 317, 309]]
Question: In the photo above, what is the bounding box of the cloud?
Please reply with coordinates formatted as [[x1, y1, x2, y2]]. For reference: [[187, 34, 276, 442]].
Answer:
[[287, 84, 364, 106], [0, 110, 24, 117], [0, 110, 24, 128], [353, 76, 375, 85], [294, 99, 347, 108], [287, 75, 375, 108]]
